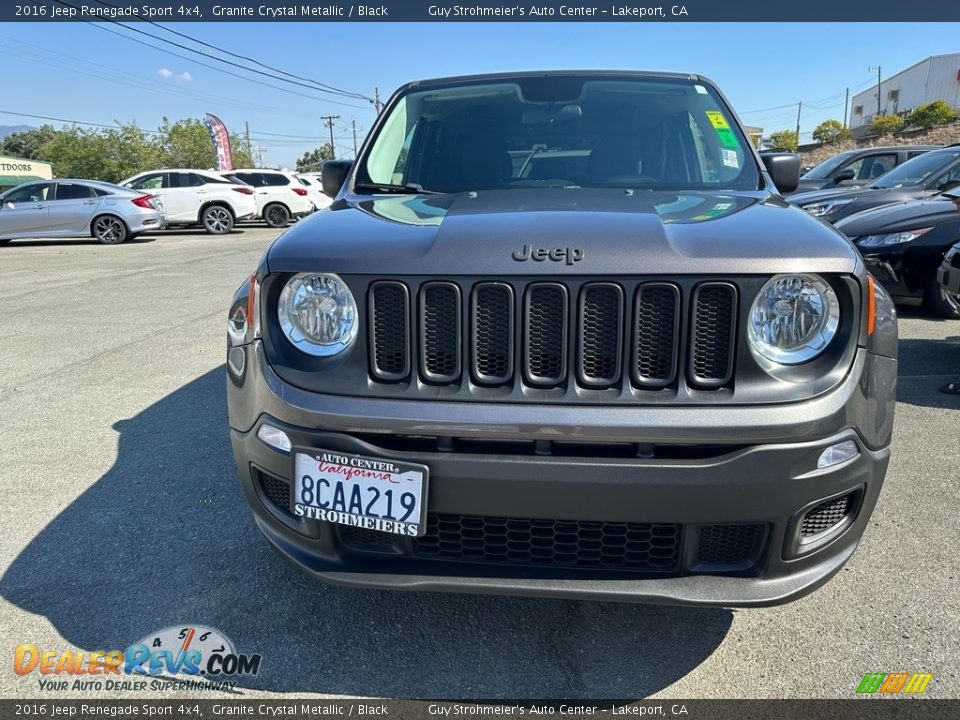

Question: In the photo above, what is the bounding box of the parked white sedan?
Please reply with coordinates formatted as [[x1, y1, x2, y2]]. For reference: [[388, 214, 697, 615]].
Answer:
[[0, 179, 164, 245]]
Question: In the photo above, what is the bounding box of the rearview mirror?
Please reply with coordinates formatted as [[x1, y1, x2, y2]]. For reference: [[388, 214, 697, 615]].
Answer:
[[834, 168, 856, 183], [321, 160, 353, 198], [760, 152, 801, 194]]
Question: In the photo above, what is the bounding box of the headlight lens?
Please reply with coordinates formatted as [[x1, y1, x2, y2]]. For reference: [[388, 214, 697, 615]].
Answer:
[[278, 273, 358, 356], [857, 227, 931, 247], [748, 274, 840, 365], [801, 198, 854, 218]]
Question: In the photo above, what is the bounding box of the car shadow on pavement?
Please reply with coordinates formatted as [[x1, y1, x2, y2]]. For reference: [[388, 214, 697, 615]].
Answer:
[[897, 337, 960, 409], [0, 236, 158, 247], [0, 368, 732, 699]]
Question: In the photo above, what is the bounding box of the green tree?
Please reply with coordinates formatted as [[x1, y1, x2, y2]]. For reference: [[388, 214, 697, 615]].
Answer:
[[0, 125, 57, 160], [768, 129, 798, 152], [870, 114, 904, 136], [812, 119, 852, 145], [157, 117, 217, 169], [907, 100, 958, 129], [102, 123, 165, 182], [296, 144, 334, 172], [38, 126, 117, 181]]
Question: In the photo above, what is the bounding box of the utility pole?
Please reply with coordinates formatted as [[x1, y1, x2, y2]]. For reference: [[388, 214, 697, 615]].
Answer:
[[244, 121, 253, 164], [843, 87, 849, 128], [352, 119, 358, 157], [374, 87, 383, 114], [795, 101, 802, 144], [321, 114, 340, 158], [868, 66, 882, 116]]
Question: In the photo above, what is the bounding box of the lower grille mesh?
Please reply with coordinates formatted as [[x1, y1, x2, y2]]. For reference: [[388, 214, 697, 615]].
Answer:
[[801, 495, 852, 537], [257, 470, 291, 515], [696, 524, 764, 568], [414, 514, 682, 572]]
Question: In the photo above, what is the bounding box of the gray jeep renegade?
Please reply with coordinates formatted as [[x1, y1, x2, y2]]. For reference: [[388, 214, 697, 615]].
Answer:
[[226, 72, 897, 606]]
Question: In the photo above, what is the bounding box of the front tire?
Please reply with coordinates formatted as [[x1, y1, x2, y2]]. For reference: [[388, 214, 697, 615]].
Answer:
[[92, 215, 128, 245], [924, 279, 960, 319], [201, 205, 234, 235], [263, 203, 291, 228]]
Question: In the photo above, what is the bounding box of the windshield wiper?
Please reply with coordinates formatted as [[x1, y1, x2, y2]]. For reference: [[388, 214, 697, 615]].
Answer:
[[353, 181, 443, 195]]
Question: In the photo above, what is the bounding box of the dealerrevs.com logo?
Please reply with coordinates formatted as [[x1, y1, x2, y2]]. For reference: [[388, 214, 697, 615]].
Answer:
[[13, 625, 261, 692], [856, 672, 933, 695]]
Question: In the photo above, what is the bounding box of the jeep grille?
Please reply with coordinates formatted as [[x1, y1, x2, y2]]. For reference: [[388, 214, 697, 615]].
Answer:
[[367, 278, 738, 394]]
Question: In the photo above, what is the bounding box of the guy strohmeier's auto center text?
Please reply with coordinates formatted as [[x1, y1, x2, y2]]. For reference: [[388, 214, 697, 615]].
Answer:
[[18, 2, 691, 21]]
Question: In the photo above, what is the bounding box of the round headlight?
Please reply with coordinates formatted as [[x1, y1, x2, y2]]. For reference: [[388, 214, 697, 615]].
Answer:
[[278, 273, 358, 356], [748, 274, 839, 365]]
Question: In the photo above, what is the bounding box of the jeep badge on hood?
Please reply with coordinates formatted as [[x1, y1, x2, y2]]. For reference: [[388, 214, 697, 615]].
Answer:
[[511, 244, 584, 265]]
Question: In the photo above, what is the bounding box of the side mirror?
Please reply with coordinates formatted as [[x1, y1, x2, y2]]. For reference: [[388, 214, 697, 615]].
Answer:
[[834, 168, 856, 183], [321, 160, 353, 198], [760, 152, 801, 194]]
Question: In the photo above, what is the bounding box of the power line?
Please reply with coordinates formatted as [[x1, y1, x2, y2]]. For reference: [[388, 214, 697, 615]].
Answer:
[[85, 0, 371, 103], [50, 0, 369, 110], [0, 108, 161, 134]]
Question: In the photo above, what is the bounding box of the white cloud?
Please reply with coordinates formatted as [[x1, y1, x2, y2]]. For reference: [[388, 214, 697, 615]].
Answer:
[[157, 68, 173, 78], [179, 72, 192, 82]]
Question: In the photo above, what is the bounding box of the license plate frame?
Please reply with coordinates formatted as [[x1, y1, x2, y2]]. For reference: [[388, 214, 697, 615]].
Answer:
[[291, 447, 429, 537]]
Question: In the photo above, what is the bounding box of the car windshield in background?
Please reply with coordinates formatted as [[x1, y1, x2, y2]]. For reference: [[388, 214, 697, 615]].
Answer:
[[802, 151, 855, 179], [358, 76, 761, 193], [870, 149, 960, 188]]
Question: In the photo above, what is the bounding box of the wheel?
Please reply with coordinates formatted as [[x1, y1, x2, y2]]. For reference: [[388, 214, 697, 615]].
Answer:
[[92, 215, 128, 245], [263, 203, 291, 228], [201, 205, 234, 234], [924, 279, 960, 319]]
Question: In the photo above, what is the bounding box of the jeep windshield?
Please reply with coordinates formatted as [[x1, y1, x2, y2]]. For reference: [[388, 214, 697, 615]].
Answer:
[[356, 75, 761, 194]]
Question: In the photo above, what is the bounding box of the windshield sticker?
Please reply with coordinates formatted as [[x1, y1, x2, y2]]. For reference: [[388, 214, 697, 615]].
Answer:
[[694, 84, 708, 94], [706, 111, 740, 148], [721, 148, 740, 169]]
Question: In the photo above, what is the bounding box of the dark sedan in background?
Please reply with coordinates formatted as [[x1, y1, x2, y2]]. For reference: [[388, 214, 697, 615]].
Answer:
[[791, 145, 939, 196], [936, 240, 960, 316], [790, 146, 960, 223], [835, 190, 960, 317]]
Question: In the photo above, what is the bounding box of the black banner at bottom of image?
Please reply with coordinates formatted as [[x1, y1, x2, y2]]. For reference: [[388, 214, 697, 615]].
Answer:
[[2, 699, 957, 720]]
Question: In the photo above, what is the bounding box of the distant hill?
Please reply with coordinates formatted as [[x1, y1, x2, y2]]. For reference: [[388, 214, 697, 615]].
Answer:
[[0, 124, 36, 141]]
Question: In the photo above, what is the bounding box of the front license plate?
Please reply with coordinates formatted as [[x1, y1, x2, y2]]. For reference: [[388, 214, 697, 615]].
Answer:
[[292, 449, 429, 537]]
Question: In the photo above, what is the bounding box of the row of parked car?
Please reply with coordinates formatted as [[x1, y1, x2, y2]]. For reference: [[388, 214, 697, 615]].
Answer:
[[0, 167, 331, 246], [788, 144, 960, 318]]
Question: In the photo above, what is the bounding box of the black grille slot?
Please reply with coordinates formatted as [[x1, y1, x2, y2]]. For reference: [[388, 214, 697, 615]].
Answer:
[[368, 281, 410, 381], [256, 470, 291, 515], [414, 514, 682, 573], [689, 283, 737, 388], [696, 524, 764, 569], [419, 282, 461, 383], [340, 525, 397, 547], [471, 283, 514, 385], [578, 283, 623, 388], [801, 494, 853, 537], [633, 283, 680, 387], [524, 283, 568, 386]]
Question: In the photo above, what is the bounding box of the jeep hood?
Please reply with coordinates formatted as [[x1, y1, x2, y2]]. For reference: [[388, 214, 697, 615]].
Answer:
[[266, 188, 859, 275]]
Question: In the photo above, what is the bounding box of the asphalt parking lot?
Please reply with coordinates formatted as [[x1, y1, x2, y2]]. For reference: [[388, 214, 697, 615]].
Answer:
[[1, 226, 958, 700]]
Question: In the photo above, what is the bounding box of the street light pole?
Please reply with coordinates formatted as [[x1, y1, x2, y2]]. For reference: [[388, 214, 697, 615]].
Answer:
[[868, 66, 882, 116]]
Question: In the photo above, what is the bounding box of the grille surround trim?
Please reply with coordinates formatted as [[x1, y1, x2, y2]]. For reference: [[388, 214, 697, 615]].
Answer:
[[632, 282, 681, 389], [418, 281, 462, 384], [470, 282, 516, 386], [368, 281, 411, 382], [522, 282, 570, 388], [688, 281, 738, 389], [576, 282, 625, 389]]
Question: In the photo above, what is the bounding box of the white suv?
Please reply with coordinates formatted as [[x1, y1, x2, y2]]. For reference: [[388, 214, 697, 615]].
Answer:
[[220, 169, 314, 228], [120, 169, 257, 234], [295, 174, 332, 212]]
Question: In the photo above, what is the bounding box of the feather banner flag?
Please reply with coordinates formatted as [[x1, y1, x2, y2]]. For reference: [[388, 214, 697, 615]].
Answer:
[[204, 113, 234, 171]]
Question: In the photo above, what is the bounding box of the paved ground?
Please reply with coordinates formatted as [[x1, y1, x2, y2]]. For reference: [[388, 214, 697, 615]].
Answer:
[[0, 227, 958, 701]]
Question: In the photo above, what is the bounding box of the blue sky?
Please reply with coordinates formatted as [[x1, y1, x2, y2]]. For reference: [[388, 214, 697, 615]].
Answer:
[[1, 21, 957, 167]]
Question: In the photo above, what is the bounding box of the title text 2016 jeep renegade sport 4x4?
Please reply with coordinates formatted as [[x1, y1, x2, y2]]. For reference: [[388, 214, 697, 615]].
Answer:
[[226, 72, 897, 606]]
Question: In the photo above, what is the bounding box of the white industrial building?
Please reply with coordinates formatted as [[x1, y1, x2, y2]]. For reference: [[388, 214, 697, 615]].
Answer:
[[850, 53, 960, 132]]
